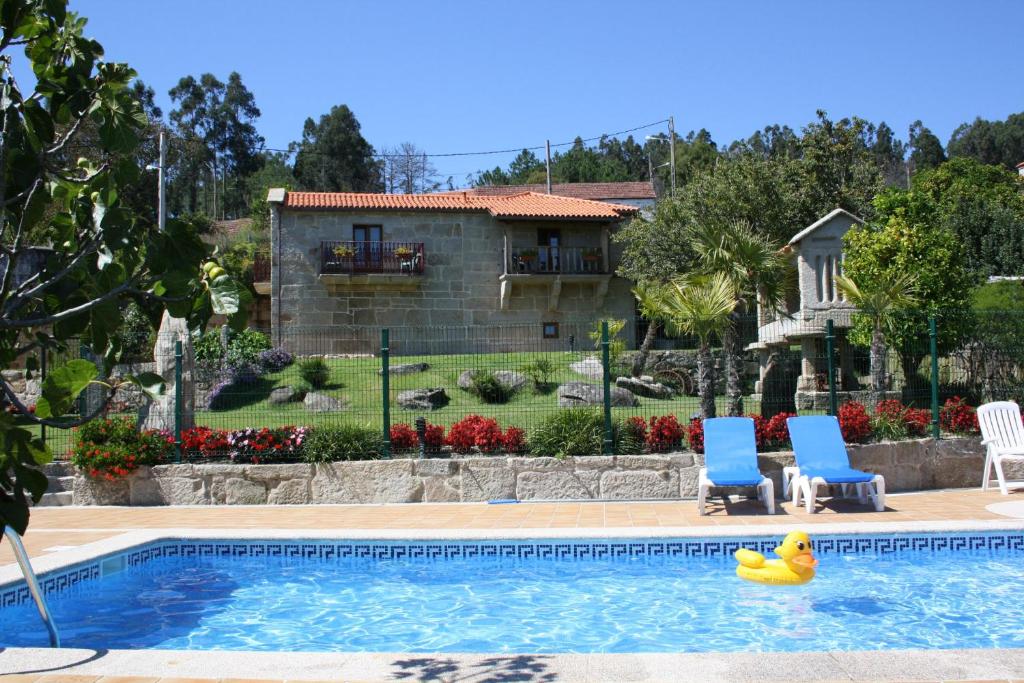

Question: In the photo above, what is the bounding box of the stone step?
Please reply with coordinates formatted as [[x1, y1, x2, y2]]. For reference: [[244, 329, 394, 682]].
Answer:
[[42, 461, 75, 477], [35, 491, 73, 507], [47, 475, 76, 493]]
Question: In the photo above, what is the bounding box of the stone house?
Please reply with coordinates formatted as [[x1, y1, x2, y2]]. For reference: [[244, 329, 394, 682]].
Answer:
[[749, 208, 872, 410], [457, 181, 658, 211], [265, 189, 640, 353]]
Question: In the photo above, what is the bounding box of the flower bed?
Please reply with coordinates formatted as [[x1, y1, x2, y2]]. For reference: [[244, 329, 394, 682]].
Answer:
[[72, 397, 991, 481]]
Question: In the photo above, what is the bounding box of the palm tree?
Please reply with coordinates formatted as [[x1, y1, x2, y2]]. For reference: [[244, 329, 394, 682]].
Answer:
[[634, 273, 737, 418], [834, 272, 918, 403], [690, 220, 792, 416]]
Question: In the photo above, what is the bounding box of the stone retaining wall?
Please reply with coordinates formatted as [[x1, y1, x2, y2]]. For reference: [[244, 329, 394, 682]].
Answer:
[[71, 437, 1010, 506]]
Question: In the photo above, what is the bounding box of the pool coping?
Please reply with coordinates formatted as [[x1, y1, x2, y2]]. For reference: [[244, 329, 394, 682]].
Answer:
[[3, 516, 1024, 681], [2, 645, 1024, 681]]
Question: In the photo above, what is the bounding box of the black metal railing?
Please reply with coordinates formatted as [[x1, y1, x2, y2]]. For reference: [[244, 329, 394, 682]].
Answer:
[[507, 246, 606, 274], [321, 241, 425, 275]]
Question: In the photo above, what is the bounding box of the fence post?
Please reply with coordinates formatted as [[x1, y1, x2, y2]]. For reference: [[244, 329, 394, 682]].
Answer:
[[174, 339, 183, 463], [929, 317, 940, 440], [825, 319, 837, 416], [600, 320, 613, 455], [381, 328, 391, 458], [39, 348, 46, 449]]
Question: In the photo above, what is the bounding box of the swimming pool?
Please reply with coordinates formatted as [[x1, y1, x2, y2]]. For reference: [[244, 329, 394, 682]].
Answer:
[[1, 533, 1022, 653]]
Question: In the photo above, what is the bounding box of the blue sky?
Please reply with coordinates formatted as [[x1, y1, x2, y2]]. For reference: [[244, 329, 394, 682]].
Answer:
[[67, 0, 1024, 182]]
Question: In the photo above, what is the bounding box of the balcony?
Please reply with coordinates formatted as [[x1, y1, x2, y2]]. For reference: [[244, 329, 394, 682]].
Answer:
[[319, 241, 425, 293], [499, 245, 612, 312], [506, 246, 607, 275]]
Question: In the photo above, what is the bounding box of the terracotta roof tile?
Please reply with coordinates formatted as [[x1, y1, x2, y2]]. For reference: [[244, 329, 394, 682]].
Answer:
[[456, 181, 657, 200], [281, 191, 636, 220]]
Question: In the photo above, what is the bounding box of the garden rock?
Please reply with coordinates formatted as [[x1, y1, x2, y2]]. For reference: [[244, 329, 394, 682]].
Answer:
[[304, 392, 345, 412], [381, 362, 430, 375], [268, 387, 297, 405], [615, 376, 672, 400], [557, 382, 638, 408], [397, 387, 450, 411], [457, 370, 527, 393], [569, 357, 604, 379]]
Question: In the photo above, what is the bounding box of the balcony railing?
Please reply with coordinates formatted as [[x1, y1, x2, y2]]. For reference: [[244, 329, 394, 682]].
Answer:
[[507, 246, 606, 275], [321, 241, 425, 275]]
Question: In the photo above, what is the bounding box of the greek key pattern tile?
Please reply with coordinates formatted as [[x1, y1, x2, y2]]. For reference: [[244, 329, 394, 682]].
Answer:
[[3, 532, 1022, 608]]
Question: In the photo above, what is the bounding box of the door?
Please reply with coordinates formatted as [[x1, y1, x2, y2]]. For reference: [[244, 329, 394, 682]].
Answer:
[[353, 225, 382, 271], [538, 228, 560, 273]]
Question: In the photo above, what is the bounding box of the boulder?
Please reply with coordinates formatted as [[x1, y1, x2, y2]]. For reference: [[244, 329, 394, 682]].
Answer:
[[557, 382, 638, 408], [304, 392, 345, 412], [397, 387, 450, 411], [268, 387, 297, 405], [381, 362, 430, 375], [457, 370, 527, 393], [615, 376, 672, 400], [569, 357, 604, 379]]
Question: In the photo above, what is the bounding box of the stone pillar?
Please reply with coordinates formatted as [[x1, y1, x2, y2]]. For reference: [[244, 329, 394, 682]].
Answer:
[[139, 312, 195, 433], [796, 337, 819, 391]]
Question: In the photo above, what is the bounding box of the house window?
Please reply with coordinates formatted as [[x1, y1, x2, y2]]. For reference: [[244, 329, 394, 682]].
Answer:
[[353, 225, 382, 266], [538, 228, 561, 273], [543, 322, 559, 339]]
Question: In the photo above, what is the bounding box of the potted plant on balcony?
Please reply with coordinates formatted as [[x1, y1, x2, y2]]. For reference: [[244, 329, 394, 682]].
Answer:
[[393, 246, 413, 258], [582, 248, 601, 263], [519, 248, 538, 262], [333, 245, 355, 259]]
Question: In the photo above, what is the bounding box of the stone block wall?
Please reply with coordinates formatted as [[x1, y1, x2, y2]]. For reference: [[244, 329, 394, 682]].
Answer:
[[71, 437, 1007, 506]]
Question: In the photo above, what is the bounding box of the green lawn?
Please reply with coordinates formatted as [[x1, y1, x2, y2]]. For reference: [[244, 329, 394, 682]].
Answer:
[[194, 350, 760, 433]]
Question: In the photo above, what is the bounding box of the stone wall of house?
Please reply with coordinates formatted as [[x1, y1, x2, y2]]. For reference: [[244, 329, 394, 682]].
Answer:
[[71, 437, 1008, 506], [270, 209, 637, 354]]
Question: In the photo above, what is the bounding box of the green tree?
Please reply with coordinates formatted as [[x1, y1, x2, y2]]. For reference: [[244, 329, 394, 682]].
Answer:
[[168, 72, 265, 218], [798, 110, 884, 219], [293, 105, 381, 192], [908, 120, 946, 171], [947, 112, 1024, 170], [834, 272, 918, 402], [689, 220, 791, 415], [247, 152, 295, 236], [842, 202, 975, 388], [910, 157, 1024, 277], [0, 0, 247, 536], [634, 274, 736, 418]]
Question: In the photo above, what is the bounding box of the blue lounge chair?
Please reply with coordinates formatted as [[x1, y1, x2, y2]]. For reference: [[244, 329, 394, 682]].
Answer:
[[786, 415, 886, 513], [698, 417, 774, 515]]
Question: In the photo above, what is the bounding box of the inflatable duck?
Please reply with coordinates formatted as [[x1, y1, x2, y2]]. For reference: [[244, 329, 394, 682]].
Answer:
[[734, 531, 818, 586]]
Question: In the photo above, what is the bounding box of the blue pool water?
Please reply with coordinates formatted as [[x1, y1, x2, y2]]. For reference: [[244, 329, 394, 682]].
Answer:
[[1, 537, 1023, 653]]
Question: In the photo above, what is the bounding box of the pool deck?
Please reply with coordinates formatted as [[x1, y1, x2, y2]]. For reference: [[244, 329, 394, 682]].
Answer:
[[2, 488, 1024, 682]]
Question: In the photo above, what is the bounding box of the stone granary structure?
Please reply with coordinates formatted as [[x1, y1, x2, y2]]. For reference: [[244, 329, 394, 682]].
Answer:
[[266, 189, 640, 354], [749, 208, 877, 411]]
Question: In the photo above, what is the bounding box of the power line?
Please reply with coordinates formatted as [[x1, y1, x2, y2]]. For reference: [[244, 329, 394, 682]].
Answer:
[[254, 118, 670, 160]]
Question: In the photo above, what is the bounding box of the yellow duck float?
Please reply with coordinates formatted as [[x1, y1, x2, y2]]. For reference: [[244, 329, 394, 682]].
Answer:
[[734, 531, 818, 586]]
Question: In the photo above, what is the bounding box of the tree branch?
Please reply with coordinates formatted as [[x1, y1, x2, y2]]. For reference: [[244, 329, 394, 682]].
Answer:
[[4, 235, 102, 315], [0, 376, 116, 429], [0, 280, 134, 328]]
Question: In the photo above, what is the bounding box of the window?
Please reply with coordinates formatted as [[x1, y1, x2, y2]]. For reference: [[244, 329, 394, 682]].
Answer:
[[537, 228, 561, 273], [353, 225, 382, 266], [543, 322, 559, 339]]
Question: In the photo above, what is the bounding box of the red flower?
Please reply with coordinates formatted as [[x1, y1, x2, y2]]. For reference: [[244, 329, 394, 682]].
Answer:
[[646, 415, 684, 453], [838, 402, 871, 443], [940, 397, 979, 435], [687, 418, 704, 454]]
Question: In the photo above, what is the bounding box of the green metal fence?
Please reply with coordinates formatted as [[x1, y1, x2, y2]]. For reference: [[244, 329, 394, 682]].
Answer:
[[23, 311, 1024, 461]]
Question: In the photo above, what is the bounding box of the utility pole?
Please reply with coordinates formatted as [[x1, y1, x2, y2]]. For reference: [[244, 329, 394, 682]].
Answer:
[[157, 129, 166, 232], [647, 154, 654, 183], [545, 139, 552, 194], [668, 116, 676, 195]]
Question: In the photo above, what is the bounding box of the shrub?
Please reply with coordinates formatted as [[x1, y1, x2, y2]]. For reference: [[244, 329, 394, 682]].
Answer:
[[905, 407, 931, 437], [614, 417, 645, 455], [291, 379, 313, 399], [530, 409, 604, 458], [749, 414, 769, 450], [838, 402, 871, 443], [446, 414, 505, 454], [259, 347, 293, 373], [206, 375, 239, 411], [228, 426, 306, 463], [302, 424, 383, 463], [625, 416, 648, 443], [940, 396, 979, 435], [181, 426, 230, 457], [298, 357, 330, 389], [501, 426, 527, 453], [646, 415, 685, 453], [521, 358, 556, 393], [390, 423, 418, 451], [687, 418, 704, 454], [764, 413, 795, 449], [224, 329, 272, 371], [424, 422, 445, 451], [467, 371, 512, 404], [871, 400, 908, 441], [71, 417, 172, 479], [193, 329, 225, 364]]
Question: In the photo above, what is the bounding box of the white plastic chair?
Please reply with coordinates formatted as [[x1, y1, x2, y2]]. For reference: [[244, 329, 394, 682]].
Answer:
[[977, 401, 1024, 495]]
